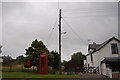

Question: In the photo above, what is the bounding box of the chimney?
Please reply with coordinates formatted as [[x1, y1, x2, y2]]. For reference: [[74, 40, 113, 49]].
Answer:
[[93, 42, 96, 45]]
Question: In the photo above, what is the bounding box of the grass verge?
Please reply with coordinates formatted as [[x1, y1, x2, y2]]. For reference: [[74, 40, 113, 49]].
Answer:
[[2, 72, 80, 78]]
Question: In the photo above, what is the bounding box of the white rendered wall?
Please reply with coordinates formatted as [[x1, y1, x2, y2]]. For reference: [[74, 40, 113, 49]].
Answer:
[[92, 39, 120, 77], [86, 38, 120, 77], [86, 54, 93, 67]]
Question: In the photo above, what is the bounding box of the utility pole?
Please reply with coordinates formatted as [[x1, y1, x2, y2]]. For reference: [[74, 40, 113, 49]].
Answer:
[[59, 9, 61, 74]]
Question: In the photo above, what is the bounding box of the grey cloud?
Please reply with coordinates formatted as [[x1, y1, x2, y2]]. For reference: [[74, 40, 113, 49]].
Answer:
[[2, 2, 118, 61]]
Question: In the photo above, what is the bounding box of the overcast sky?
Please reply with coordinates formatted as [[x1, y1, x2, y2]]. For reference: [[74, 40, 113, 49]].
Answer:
[[1, 2, 118, 61]]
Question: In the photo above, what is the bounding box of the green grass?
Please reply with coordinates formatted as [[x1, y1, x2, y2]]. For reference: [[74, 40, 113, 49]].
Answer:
[[2, 72, 80, 78]]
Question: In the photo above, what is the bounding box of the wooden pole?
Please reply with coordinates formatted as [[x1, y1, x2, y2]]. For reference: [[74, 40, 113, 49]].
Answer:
[[59, 9, 62, 74]]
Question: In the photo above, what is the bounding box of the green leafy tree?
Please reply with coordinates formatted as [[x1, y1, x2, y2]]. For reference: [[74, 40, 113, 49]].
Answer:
[[25, 39, 49, 70], [71, 52, 86, 61], [61, 60, 67, 66], [49, 51, 59, 70], [16, 55, 25, 63]]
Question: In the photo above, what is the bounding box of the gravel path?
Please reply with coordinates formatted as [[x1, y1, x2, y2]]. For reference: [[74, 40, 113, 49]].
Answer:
[[80, 73, 108, 78]]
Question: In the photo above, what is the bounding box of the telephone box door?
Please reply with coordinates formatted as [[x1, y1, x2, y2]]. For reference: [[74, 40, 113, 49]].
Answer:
[[39, 53, 48, 74]]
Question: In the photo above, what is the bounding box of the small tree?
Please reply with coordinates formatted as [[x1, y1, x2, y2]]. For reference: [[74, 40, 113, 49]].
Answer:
[[71, 52, 86, 61], [49, 51, 59, 70], [61, 60, 67, 66], [16, 55, 25, 63], [25, 39, 49, 71]]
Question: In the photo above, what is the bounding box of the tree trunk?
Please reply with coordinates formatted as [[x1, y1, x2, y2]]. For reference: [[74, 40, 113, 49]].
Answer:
[[37, 67, 39, 72], [21, 64, 24, 72], [33, 66, 35, 71], [9, 62, 12, 72]]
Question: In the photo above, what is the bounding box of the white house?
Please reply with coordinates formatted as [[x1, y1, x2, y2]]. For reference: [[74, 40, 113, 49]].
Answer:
[[85, 37, 120, 78], [0, 44, 2, 53], [0, 45, 2, 63]]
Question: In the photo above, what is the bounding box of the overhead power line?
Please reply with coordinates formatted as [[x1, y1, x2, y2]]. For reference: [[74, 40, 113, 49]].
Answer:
[[58, 0, 60, 10], [62, 18, 87, 45], [62, 8, 117, 18], [46, 20, 58, 45], [62, 13, 117, 18], [62, 7, 117, 12]]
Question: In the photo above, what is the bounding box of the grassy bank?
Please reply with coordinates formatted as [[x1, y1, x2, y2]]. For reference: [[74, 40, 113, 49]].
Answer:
[[2, 72, 80, 78]]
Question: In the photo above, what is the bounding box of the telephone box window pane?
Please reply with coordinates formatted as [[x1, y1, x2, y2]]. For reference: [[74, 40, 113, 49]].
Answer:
[[41, 58, 45, 72], [111, 43, 118, 54]]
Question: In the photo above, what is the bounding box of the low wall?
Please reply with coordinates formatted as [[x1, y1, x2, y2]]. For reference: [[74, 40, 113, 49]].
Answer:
[[112, 72, 120, 78]]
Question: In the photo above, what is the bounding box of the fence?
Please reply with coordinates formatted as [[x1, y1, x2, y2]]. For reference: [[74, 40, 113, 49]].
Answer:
[[84, 67, 99, 74], [2, 62, 38, 72]]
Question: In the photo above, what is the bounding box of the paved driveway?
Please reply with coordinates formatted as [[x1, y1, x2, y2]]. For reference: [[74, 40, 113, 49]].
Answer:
[[80, 73, 108, 78]]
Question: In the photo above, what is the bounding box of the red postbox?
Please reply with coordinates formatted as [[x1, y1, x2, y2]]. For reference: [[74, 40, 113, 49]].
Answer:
[[26, 60, 31, 67], [39, 53, 48, 74]]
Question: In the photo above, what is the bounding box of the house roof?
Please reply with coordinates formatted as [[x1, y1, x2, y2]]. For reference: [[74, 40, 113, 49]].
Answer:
[[66, 59, 83, 65], [64, 59, 84, 72], [101, 57, 120, 63], [86, 37, 120, 56], [88, 43, 101, 51], [65, 59, 83, 68]]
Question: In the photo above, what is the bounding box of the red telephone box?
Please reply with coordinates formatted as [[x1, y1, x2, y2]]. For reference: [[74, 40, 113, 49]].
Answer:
[[39, 53, 48, 74]]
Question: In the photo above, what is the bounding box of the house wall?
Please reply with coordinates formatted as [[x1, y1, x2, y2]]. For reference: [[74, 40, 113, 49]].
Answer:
[[0, 45, 2, 53], [86, 38, 120, 78], [86, 53, 92, 67], [93, 39, 120, 75], [0, 58, 3, 62], [118, 0, 120, 46], [84, 60, 87, 67], [101, 63, 107, 75]]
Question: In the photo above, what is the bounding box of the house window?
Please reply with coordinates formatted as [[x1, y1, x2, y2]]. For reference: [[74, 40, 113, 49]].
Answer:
[[111, 43, 118, 54]]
